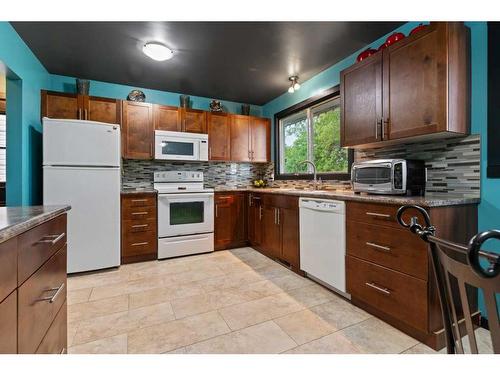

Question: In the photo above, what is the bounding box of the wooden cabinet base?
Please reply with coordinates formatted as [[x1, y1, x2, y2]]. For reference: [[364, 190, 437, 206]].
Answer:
[[121, 252, 158, 264]]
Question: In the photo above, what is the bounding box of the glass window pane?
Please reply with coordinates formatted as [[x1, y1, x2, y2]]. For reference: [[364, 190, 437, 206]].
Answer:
[[162, 141, 194, 156], [312, 102, 348, 173], [281, 111, 308, 174], [170, 202, 204, 225]]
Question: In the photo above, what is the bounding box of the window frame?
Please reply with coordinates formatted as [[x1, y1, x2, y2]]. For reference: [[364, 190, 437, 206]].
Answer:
[[274, 85, 353, 181]]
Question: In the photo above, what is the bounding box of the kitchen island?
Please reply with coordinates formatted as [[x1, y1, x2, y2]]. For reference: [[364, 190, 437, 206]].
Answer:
[[0, 205, 70, 354]]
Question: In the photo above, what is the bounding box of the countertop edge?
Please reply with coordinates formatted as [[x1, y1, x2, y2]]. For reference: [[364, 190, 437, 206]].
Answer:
[[0, 205, 71, 244], [213, 188, 480, 207]]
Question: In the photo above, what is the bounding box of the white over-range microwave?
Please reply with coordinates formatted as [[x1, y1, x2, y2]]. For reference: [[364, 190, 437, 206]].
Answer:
[[154, 130, 209, 161]]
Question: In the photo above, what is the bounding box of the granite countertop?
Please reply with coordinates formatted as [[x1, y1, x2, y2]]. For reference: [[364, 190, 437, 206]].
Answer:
[[121, 187, 158, 195], [213, 186, 480, 207], [0, 205, 71, 244]]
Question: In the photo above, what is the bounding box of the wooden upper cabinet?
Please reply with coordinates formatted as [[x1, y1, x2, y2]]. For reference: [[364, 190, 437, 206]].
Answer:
[[230, 115, 251, 162], [250, 117, 271, 162], [154, 104, 181, 131], [340, 53, 382, 147], [340, 22, 470, 148], [84, 96, 121, 124], [41, 90, 121, 124], [41, 90, 82, 120], [121, 101, 154, 159], [384, 22, 470, 140], [207, 113, 230, 160], [182, 108, 207, 133]]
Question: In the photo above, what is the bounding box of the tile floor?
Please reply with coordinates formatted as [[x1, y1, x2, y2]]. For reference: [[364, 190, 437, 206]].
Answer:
[[66, 247, 493, 354]]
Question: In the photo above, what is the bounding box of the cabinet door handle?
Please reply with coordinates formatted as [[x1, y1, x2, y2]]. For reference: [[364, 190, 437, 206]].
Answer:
[[366, 212, 391, 218], [131, 199, 147, 203], [131, 242, 148, 246], [84, 108, 88, 120], [277, 209, 280, 225], [259, 206, 262, 220], [132, 224, 148, 229], [131, 211, 148, 215], [78, 108, 82, 120], [36, 232, 65, 245], [366, 242, 391, 252], [37, 283, 65, 303], [248, 194, 252, 207], [209, 147, 212, 159], [365, 282, 391, 295], [215, 204, 218, 218]]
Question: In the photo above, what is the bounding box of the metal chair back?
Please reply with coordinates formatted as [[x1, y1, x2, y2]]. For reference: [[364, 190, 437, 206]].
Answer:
[[397, 205, 500, 354]]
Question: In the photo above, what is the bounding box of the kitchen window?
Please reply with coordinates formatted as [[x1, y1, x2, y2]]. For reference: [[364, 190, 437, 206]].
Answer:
[[275, 87, 353, 180]]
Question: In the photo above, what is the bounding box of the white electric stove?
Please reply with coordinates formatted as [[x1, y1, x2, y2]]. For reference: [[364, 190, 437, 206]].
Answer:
[[154, 171, 214, 259]]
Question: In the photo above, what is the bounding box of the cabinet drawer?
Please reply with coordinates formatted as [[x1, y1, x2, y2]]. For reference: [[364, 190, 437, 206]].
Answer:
[[0, 291, 17, 354], [18, 246, 67, 354], [122, 218, 156, 233], [18, 214, 67, 285], [0, 237, 17, 302], [346, 220, 428, 280], [122, 194, 157, 209], [122, 205, 157, 220], [36, 302, 67, 354], [346, 201, 427, 229], [261, 193, 298, 209], [347, 255, 428, 331], [122, 231, 157, 257]]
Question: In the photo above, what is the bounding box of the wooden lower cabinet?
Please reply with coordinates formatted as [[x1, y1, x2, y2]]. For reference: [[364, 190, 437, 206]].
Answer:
[[260, 205, 281, 258], [247, 193, 262, 246], [346, 201, 479, 350], [121, 192, 158, 263], [0, 213, 68, 354], [214, 192, 247, 250]]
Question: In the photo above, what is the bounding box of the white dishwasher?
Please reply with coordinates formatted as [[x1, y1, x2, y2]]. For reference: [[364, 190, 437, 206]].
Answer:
[[299, 198, 347, 296]]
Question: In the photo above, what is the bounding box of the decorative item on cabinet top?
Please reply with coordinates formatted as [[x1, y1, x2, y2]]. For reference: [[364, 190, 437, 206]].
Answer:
[[209, 100, 223, 112], [75, 79, 90, 95], [241, 104, 251, 115], [180, 95, 190, 108], [127, 89, 146, 102]]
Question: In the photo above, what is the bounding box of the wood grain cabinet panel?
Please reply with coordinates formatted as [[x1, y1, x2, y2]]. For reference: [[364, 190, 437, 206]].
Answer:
[[18, 246, 67, 354], [279, 207, 299, 267], [208, 113, 230, 160], [154, 104, 181, 131], [18, 214, 67, 286], [182, 108, 207, 133], [85, 96, 122, 124], [41, 91, 82, 120], [247, 193, 262, 247], [0, 291, 17, 354], [0, 237, 17, 302], [36, 302, 67, 354], [214, 193, 247, 250], [260, 205, 281, 258], [230, 115, 251, 162], [250, 117, 271, 162], [341, 52, 382, 146], [121, 101, 154, 159]]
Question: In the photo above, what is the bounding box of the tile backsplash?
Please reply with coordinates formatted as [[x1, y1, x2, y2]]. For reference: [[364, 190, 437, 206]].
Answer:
[[122, 134, 480, 197], [355, 134, 480, 197], [122, 159, 270, 189]]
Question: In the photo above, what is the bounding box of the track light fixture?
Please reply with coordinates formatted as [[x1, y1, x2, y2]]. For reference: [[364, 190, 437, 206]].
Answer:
[[288, 76, 300, 93]]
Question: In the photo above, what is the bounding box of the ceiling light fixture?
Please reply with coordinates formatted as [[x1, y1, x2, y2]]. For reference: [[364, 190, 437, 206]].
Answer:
[[142, 42, 173, 61], [288, 76, 300, 93]]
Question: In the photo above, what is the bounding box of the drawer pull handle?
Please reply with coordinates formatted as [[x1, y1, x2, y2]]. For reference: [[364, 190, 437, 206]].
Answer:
[[131, 242, 148, 246], [131, 211, 148, 215], [366, 242, 391, 252], [37, 283, 65, 303], [365, 282, 391, 295], [366, 212, 391, 218], [36, 232, 66, 245], [131, 199, 148, 202], [132, 224, 148, 228]]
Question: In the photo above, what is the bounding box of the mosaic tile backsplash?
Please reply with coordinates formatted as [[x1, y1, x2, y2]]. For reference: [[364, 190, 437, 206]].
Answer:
[[355, 134, 481, 197], [122, 134, 480, 197]]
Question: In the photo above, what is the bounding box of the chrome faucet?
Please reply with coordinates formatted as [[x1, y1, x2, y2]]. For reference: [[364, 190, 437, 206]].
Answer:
[[298, 160, 318, 189]]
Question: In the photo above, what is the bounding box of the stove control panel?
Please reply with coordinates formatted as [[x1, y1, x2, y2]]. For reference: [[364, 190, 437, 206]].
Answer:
[[154, 171, 204, 183]]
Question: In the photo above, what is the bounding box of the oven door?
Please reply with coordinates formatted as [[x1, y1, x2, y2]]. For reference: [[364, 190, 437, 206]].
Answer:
[[155, 134, 200, 161], [158, 193, 214, 237], [352, 165, 393, 193]]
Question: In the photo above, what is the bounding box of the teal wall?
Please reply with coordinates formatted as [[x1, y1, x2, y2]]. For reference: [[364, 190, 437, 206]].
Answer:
[[0, 22, 50, 206], [50, 74, 263, 116]]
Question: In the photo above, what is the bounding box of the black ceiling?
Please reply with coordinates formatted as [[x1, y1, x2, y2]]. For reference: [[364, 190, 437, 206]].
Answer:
[[12, 22, 403, 105]]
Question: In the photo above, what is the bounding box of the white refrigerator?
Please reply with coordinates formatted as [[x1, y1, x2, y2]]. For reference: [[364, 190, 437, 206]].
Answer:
[[43, 118, 121, 273]]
